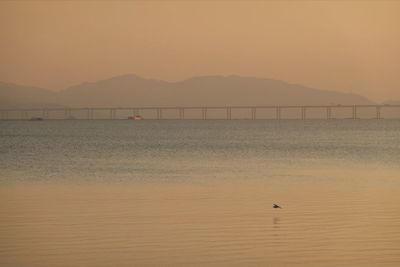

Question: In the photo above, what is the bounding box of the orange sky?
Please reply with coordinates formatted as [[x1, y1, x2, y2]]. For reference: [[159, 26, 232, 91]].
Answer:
[[1, 1, 399, 101]]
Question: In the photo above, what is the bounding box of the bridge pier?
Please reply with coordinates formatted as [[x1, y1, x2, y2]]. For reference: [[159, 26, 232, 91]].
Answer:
[[326, 107, 332, 120], [157, 108, 162, 120], [301, 107, 306, 120], [42, 109, 49, 119], [179, 108, 184, 119], [226, 107, 232, 120], [251, 107, 256, 120], [202, 108, 207, 120], [352, 105, 357, 120], [376, 106, 381, 119], [276, 107, 281, 120], [110, 109, 117, 119]]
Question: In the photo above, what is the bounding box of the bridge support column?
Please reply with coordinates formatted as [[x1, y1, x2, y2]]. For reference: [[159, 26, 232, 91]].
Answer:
[[42, 109, 48, 119], [227, 107, 232, 120], [276, 107, 281, 120], [301, 107, 306, 120], [110, 109, 117, 119], [156, 108, 162, 120], [87, 109, 94, 119], [352, 105, 357, 120], [327, 107, 332, 120], [179, 108, 184, 119], [202, 108, 207, 120], [251, 107, 256, 120], [376, 106, 381, 119]]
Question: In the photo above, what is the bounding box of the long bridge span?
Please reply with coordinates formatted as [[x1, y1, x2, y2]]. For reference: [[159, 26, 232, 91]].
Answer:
[[1, 104, 400, 120]]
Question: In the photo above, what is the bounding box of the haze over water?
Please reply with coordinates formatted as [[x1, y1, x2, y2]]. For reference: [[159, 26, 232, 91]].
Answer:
[[1, 120, 400, 266], [2, 0, 400, 265]]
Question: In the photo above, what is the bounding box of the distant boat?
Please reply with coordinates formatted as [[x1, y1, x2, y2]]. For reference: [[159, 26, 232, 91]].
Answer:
[[29, 117, 43, 121], [128, 115, 144, 120]]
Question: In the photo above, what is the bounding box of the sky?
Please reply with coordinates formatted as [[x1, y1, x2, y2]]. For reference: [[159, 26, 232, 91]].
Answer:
[[1, 0, 399, 102]]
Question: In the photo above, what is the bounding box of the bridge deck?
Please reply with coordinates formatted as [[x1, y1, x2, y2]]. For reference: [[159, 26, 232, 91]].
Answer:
[[1, 105, 399, 120]]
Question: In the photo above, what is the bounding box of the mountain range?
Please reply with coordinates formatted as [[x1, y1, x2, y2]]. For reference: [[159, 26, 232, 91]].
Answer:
[[0, 74, 377, 109]]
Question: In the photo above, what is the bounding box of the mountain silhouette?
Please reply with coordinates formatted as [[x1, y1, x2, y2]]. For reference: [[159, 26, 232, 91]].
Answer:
[[0, 81, 60, 108], [1, 74, 375, 108]]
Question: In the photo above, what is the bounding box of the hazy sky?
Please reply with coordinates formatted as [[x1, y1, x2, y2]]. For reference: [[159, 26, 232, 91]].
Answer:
[[1, 1, 399, 101]]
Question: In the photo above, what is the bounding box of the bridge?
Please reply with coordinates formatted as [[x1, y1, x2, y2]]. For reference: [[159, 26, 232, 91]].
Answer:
[[1, 104, 400, 120]]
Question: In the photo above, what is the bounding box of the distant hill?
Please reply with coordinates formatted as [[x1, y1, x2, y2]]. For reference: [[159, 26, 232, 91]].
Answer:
[[383, 100, 400, 105], [1, 74, 375, 108], [0, 81, 61, 109]]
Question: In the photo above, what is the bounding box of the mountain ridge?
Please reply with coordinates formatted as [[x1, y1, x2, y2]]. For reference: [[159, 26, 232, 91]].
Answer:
[[0, 74, 377, 108]]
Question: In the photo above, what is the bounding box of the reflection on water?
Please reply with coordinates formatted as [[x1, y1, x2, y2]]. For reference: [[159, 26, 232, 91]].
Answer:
[[1, 176, 400, 266], [272, 216, 281, 229], [1, 120, 400, 266]]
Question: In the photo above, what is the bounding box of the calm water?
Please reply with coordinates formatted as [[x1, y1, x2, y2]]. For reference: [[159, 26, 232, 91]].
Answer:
[[1, 120, 400, 266]]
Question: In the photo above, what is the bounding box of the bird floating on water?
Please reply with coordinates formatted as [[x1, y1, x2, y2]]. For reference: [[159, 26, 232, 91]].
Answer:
[[273, 204, 282, 209]]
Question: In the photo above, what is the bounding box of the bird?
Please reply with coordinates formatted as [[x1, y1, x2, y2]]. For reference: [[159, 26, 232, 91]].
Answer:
[[273, 204, 282, 209]]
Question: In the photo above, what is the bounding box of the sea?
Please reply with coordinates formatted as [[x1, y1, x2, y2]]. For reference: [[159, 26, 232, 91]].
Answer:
[[1, 119, 400, 266]]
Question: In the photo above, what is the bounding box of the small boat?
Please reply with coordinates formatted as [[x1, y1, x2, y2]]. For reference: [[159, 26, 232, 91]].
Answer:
[[30, 117, 44, 121], [128, 115, 144, 120]]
